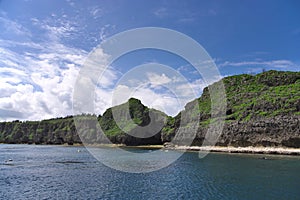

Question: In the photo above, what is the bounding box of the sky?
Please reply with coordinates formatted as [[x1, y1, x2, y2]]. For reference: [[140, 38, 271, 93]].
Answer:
[[0, 0, 299, 121]]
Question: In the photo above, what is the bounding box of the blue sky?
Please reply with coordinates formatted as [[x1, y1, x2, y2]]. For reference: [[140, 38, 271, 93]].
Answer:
[[0, 0, 299, 121]]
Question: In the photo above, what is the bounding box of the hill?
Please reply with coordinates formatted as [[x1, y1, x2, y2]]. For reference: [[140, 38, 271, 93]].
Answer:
[[0, 70, 299, 147], [161, 70, 300, 147]]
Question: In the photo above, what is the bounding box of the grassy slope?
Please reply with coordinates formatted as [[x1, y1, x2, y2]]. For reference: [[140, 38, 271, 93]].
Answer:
[[162, 70, 300, 137]]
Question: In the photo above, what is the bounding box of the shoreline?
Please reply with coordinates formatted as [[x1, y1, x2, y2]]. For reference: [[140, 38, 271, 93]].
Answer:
[[78, 144, 300, 156], [166, 145, 300, 155], [1, 143, 300, 155]]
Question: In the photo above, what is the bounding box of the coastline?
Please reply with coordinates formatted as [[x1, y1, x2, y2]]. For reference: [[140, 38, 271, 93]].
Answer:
[[84, 144, 300, 156], [166, 145, 300, 155], [1, 143, 300, 156]]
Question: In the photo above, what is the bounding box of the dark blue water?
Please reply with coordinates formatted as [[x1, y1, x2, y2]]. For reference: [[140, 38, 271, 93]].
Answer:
[[1, 144, 300, 200]]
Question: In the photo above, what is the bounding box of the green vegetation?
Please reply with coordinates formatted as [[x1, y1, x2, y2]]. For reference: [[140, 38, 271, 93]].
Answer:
[[0, 70, 299, 146], [223, 70, 300, 121], [161, 70, 300, 137], [99, 98, 152, 137]]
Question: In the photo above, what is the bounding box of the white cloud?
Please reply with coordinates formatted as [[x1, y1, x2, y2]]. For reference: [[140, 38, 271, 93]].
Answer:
[[131, 87, 181, 116], [0, 39, 43, 49], [0, 67, 27, 76], [0, 16, 32, 37], [0, 83, 17, 98], [89, 6, 103, 19], [0, 36, 218, 120], [0, 35, 90, 121], [219, 59, 298, 69], [147, 72, 172, 86], [97, 68, 119, 88], [43, 23, 75, 40], [31, 15, 78, 42], [176, 79, 205, 98], [0, 33, 122, 121], [0, 13, 225, 121], [99, 24, 115, 41], [0, 11, 113, 121], [99, 69, 216, 117], [109, 84, 181, 116]]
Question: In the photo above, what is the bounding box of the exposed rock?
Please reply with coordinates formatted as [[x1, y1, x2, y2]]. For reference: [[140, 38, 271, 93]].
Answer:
[[0, 70, 299, 148]]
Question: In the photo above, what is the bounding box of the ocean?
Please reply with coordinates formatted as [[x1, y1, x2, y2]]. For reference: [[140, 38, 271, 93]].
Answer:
[[1, 144, 299, 199]]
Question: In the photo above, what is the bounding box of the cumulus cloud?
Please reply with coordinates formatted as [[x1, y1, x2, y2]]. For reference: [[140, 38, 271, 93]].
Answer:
[[109, 84, 181, 116], [0, 43, 87, 121], [1, 37, 214, 120], [101, 69, 213, 117], [147, 72, 172, 86], [0, 14, 215, 121], [0, 13, 92, 121]]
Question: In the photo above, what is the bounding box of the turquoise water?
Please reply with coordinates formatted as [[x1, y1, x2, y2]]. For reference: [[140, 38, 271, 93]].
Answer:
[[1, 144, 300, 199]]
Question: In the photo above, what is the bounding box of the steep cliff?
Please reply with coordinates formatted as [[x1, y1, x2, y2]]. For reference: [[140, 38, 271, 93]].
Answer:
[[162, 70, 300, 147], [0, 70, 299, 147]]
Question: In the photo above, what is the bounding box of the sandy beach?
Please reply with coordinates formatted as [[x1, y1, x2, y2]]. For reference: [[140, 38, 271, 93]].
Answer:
[[167, 145, 300, 155], [82, 143, 300, 156]]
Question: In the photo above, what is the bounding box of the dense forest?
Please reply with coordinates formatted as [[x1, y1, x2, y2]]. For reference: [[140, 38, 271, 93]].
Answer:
[[0, 70, 299, 147]]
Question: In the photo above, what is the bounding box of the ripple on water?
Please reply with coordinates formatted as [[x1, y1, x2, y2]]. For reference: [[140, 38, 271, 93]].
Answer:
[[1, 144, 300, 199]]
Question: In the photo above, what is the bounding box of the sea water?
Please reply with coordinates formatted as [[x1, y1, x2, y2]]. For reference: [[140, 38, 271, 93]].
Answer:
[[1, 144, 300, 199]]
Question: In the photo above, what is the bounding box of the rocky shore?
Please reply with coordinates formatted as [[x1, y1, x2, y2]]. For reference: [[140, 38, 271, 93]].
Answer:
[[164, 144, 300, 155]]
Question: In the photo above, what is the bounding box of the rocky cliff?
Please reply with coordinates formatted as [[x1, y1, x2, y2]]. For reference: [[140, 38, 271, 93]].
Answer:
[[162, 70, 300, 147], [0, 70, 299, 147]]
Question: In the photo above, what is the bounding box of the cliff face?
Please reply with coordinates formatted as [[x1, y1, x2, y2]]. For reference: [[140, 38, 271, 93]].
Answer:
[[0, 117, 81, 145], [162, 70, 300, 147], [0, 70, 299, 147], [182, 115, 300, 147]]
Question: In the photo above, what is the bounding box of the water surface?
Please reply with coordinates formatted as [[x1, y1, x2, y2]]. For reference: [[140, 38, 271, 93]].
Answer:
[[1, 144, 299, 199]]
